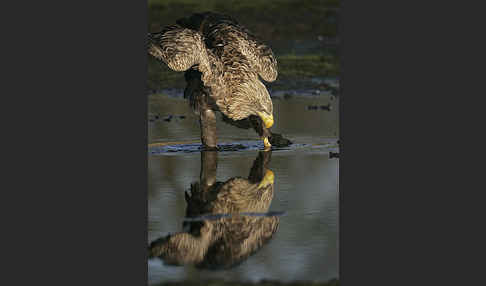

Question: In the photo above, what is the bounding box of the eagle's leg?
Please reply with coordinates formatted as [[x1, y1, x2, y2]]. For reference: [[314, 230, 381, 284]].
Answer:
[[200, 150, 218, 192], [199, 108, 218, 150], [184, 69, 218, 150], [183, 150, 218, 232], [249, 115, 272, 151]]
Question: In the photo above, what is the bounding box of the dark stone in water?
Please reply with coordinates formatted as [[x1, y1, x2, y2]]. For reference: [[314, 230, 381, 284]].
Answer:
[[269, 132, 292, 147], [307, 104, 332, 111], [330, 152, 340, 158], [320, 104, 331, 111], [163, 115, 173, 122]]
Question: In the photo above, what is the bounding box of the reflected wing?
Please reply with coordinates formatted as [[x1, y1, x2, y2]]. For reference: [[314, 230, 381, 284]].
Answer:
[[148, 25, 206, 72]]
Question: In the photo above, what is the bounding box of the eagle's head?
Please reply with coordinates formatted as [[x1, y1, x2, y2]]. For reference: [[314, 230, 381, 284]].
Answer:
[[255, 88, 274, 129], [253, 81, 274, 150]]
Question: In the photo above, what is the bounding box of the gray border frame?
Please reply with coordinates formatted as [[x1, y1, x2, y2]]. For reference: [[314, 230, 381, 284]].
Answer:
[[5, 0, 468, 285]]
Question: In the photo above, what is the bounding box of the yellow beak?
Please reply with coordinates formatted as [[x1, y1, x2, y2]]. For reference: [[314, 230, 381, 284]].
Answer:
[[258, 169, 275, 188], [257, 112, 274, 129]]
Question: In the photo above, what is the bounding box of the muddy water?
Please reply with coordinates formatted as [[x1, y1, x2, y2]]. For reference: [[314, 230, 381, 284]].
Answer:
[[148, 91, 339, 285]]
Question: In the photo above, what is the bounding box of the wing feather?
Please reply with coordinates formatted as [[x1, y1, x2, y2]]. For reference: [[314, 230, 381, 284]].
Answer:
[[245, 38, 278, 82], [230, 25, 278, 82], [148, 25, 206, 72], [208, 24, 278, 82]]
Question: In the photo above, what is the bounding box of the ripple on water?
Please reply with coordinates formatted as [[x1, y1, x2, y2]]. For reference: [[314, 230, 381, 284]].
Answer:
[[148, 141, 311, 156]]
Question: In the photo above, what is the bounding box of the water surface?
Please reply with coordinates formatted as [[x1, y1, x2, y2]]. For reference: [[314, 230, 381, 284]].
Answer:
[[148, 92, 339, 285]]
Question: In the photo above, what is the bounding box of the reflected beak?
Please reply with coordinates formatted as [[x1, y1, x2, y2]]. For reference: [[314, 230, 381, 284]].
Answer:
[[258, 169, 275, 188], [257, 112, 274, 129], [263, 137, 272, 150]]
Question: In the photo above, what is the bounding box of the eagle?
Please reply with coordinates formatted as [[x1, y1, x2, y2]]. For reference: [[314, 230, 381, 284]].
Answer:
[[149, 150, 279, 268], [148, 12, 278, 150]]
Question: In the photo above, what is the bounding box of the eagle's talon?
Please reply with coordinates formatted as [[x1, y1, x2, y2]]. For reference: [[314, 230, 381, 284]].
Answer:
[[148, 12, 278, 149]]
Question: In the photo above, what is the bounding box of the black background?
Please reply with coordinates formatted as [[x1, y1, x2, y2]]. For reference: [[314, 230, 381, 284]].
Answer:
[[2, 0, 481, 285]]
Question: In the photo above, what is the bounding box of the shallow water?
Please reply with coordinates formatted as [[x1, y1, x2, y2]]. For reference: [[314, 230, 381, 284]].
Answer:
[[148, 92, 339, 285]]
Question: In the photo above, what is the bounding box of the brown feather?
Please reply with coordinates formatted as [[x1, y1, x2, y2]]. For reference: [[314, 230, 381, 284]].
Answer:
[[148, 12, 277, 121], [149, 151, 278, 269]]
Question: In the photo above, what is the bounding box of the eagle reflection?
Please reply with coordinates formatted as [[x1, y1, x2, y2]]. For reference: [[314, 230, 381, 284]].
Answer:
[[149, 150, 279, 269]]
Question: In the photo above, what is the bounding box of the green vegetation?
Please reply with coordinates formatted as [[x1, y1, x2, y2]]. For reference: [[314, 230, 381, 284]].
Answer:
[[148, 53, 339, 92], [148, 0, 339, 44], [277, 54, 339, 78], [147, 0, 340, 92], [148, 57, 184, 91]]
